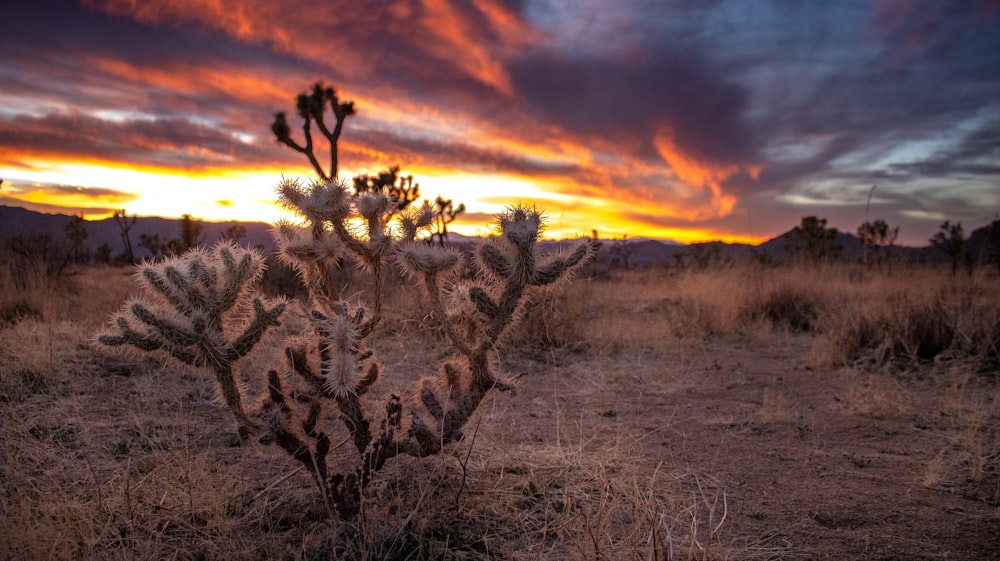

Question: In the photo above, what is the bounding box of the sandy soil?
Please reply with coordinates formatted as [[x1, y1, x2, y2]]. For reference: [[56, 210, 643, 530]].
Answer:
[[494, 337, 1000, 560]]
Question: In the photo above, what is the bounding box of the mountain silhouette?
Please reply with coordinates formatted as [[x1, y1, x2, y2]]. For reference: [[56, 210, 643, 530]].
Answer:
[[2, 205, 987, 267]]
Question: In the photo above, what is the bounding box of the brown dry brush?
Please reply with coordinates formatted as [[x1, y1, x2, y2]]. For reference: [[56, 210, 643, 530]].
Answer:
[[821, 280, 1000, 373], [99, 178, 597, 520]]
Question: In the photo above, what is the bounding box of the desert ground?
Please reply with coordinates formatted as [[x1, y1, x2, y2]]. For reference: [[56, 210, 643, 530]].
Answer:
[[1, 262, 998, 560]]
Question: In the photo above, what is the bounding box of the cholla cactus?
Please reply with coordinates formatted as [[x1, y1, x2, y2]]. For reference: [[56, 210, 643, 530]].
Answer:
[[263, 196, 597, 518], [98, 242, 286, 439]]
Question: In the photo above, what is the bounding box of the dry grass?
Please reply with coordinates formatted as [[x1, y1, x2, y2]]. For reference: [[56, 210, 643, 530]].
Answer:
[[574, 264, 1000, 373], [2, 263, 998, 560]]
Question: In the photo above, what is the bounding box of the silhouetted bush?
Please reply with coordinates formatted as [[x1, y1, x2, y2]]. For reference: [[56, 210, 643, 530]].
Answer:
[[2, 233, 72, 290]]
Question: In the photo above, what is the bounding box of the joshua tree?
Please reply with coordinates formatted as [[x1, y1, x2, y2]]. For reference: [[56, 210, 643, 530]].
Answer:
[[138, 233, 168, 260], [167, 214, 204, 255], [272, 82, 466, 240], [987, 219, 1000, 275], [429, 195, 465, 245], [137, 215, 206, 260], [609, 234, 636, 270], [271, 83, 354, 182], [352, 165, 421, 215], [98, 243, 287, 440], [64, 213, 89, 265], [95, 243, 113, 265], [858, 219, 899, 270], [220, 224, 247, 243], [113, 209, 137, 265], [786, 216, 841, 265], [930, 221, 970, 276]]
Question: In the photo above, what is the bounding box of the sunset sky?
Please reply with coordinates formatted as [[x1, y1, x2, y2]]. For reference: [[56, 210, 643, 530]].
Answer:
[[2, 0, 999, 245]]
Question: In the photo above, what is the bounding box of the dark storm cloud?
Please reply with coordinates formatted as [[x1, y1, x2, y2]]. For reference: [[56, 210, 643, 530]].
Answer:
[[1, 0, 316, 73], [507, 44, 758, 166], [0, 0, 327, 155]]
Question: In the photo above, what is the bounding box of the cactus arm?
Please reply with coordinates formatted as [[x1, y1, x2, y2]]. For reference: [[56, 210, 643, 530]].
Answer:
[[217, 249, 258, 313], [531, 240, 597, 286], [263, 371, 334, 504], [228, 300, 286, 360], [468, 287, 498, 320], [166, 347, 200, 366], [284, 346, 324, 390], [354, 362, 379, 397], [477, 242, 511, 279], [142, 267, 193, 316], [129, 302, 201, 348], [420, 383, 445, 422], [163, 265, 210, 316], [98, 327, 163, 353]]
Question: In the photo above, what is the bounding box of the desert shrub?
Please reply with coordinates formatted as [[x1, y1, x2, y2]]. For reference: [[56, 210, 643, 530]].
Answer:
[[2, 233, 73, 289], [887, 292, 956, 362], [0, 299, 43, 327], [822, 305, 891, 366], [818, 276, 1000, 372], [0, 234, 80, 327], [824, 290, 952, 367], [741, 284, 820, 333]]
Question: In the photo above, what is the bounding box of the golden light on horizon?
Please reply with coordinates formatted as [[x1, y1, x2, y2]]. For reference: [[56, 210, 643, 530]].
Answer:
[[2, 154, 764, 244]]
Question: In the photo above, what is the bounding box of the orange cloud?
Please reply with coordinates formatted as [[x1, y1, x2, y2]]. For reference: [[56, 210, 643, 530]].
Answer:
[[1, 181, 136, 219], [653, 130, 760, 221], [419, 0, 513, 94], [472, 0, 540, 48], [84, 54, 294, 107], [86, 0, 531, 96]]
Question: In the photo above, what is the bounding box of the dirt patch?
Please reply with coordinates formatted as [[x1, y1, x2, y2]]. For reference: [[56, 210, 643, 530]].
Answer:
[[500, 338, 1000, 560]]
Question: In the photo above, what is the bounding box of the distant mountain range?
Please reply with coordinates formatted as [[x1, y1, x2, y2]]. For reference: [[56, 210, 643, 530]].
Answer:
[[1, 205, 996, 267], [0, 205, 275, 260]]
